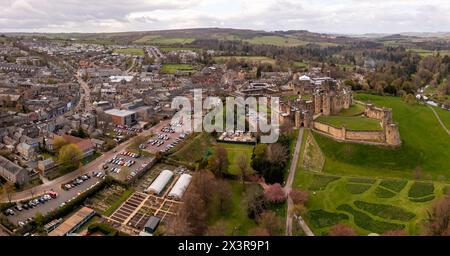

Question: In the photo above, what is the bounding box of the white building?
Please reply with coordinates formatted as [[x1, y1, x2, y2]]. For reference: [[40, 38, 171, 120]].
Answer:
[[168, 174, 192, 200], [145, 170, 173, 195]]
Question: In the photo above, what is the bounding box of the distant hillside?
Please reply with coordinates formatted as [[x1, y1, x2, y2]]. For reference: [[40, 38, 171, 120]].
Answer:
[[4, 28, 349, 47]]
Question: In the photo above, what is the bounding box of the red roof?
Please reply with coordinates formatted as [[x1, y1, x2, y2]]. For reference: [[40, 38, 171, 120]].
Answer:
[[61, 135, 93, 153]]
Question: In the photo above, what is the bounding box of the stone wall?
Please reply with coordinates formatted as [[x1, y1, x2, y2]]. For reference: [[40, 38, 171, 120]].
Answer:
[[313, 121, 384, 142]]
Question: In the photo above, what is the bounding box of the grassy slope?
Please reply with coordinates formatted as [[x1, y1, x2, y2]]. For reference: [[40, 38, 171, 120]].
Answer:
[[432, 106, 450, 129], [315, 93, 450, 180], [212, 56, 276, 65], [170, 133, 212, 163], [337, 104, 365, 117]]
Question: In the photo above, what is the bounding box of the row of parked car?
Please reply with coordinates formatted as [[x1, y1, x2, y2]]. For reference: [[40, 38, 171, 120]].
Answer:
[[3, 191, 58, 217], [119, 151, 140, 158], [62, 174, 92, 190], [108, 156, 136, 167]]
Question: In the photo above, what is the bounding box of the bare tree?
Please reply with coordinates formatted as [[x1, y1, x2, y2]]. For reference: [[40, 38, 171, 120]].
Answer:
[[257, 210, 282, 236], [266, 143, 288, 164], [208, 146, 229, 177], [191, 170, 217, 205], [423, 196, 450, 236], [328, 223, 356, 236], [216, 179, 232, 212], [236, 154, 253, 190], [290, 188, 309, 205]]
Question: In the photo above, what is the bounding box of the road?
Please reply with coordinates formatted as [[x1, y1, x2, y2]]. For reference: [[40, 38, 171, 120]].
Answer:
[[284, 127, 314, 236], [74, 74, 93, 113], [0, 121, 166, 203], [428, 105, 450, 135]]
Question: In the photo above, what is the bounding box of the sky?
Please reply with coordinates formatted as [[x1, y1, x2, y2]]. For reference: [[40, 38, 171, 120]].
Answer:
[[1, 0, 450, 34]]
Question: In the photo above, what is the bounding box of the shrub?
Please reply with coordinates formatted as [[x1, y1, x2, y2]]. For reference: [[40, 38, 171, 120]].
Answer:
[[307, 209, 349, 228], [379, 179, 407, 193], [337, 204, 405, 234], [264, 183, 286, 203], [353, 201, 416, 221], [408, 182, 434, 198], [345, 183, 371, 194], [374, 187, 396, 198]]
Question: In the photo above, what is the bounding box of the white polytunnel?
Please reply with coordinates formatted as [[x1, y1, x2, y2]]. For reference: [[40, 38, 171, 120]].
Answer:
[[145, 169, 174, 195], [168, 174, 192, 200]]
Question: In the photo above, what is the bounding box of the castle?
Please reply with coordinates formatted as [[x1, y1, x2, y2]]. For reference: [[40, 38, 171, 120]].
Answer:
[[280, 74, 401, 146]]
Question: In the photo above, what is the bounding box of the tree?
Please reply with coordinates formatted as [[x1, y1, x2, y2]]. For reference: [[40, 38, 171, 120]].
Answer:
[[413, 166, 423, 180], [257, 210, 282, 236], [57, 144, 83, 173], [206, 220, 228, 236], [328, 223, 356, 236], [168, 186, 207, 236], [236, 154, 253, 190], [216, 180, 232, 212], [207, 146, 229, 177], [266, 143, 288, 164], [53, 136, 68, 154], [382, 229, 408, 236], [290, 189, 309, 205], [248, 227, 270, 236], [423, 196, 450, 236], [264, 183, 286, 204], [245, 185, 266, 219], [190, 170, 217, 206]]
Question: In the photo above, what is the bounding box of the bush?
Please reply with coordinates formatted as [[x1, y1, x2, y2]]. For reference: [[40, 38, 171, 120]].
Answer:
[[307, 210, 349, 228], [353, 201, 415, 221], [379, 179, 407, 193], [88, 222, 128, 236], [374, 187, 396, 198], [309, 175, 340, 191], [408, 182, 434, 198], [348, 177, 376, 184], [337, 204, 405, 234], [345, 183, 371, 194]]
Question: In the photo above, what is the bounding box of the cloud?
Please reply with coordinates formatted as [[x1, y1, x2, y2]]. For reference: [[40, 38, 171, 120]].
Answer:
[[0, 0, 450, 33]]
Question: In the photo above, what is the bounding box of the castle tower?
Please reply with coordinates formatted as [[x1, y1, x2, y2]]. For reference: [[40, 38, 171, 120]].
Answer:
[[385, 123, 401, 146], [303, 110, 312, 128], [314, 94, 322, 114], [322, 94, 331, 116], [294, 110, 301, 128]]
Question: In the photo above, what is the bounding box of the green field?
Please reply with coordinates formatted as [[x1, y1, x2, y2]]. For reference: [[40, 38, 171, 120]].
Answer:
[[337, 104, 366, 117], [244, 36, 308, 47], [215, 143, 254, 176], [213, 56, 276, 65], [207, 181, 258, 235], [170, 133, 213, 164], [113, 48, 144, 56], [161, 64, 194, 74], [313, 93, 450, 180], [293, 171, 447, 235], [316, 115, 382, 131], [134, 35, 195, 45], [407, 48, 450, 57], [432, 106, 450, 129]]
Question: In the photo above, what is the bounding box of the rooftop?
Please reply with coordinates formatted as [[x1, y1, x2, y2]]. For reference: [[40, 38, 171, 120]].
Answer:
[[104, 108, 136, 117]]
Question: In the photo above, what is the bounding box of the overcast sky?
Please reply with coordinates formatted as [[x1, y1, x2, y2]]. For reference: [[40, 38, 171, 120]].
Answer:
[[1, 0, 450, 34]]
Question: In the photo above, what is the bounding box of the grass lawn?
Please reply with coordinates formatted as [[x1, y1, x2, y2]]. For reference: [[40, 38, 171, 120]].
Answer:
[[134, 35, 195, 45], [213, 56, 276, 65], [207, 181, 258, 235], [313, 93, 450, 180], [316, 115, 382, 131], [215, 143, 254, 176], [337, 104, 365, 117], [161, 64, 194, 74], [170, 133, 213, 164], [113, 48, 144, 56], [81, 151, 102, 165], [432, 106, 450, 130], [293, 170, 447, 235]]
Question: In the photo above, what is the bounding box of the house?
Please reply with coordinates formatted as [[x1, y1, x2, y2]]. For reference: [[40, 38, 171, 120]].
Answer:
[[0, 155, 29, 186], [16, 142, 35, 160], [90, 138, 105, 151], [37, 158, 55, 175]]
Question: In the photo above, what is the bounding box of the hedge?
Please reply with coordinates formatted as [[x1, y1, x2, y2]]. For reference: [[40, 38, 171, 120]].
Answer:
[[408, 182, 434, 198], [353, 201, 415, 221], [345, 183, 372, 194], [307, 209, 349, 228], [337, 204, 405, 234], [379, 179, 407, 193]]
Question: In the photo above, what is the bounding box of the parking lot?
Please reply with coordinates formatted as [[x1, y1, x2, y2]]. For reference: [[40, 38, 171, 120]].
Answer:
[[5, 175, 103, 226], [101, 150, 156, 183], [144, 121, 189, 154]]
